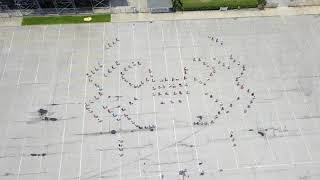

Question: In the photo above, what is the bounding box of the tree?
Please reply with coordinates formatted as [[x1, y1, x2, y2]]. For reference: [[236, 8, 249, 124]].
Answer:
[[172, 0, 183, 11]]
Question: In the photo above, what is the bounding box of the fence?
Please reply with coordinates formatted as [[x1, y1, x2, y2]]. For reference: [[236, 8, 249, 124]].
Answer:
[[0, 0, 111, 17], [0, 2, 173, 17], [0, 7, 112, 17], [150, 7, 173, 13]]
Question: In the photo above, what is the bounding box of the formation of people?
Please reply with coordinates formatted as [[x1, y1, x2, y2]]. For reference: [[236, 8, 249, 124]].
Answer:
[[85, 57, 156, 133], [191, 34, 256, 127], [85, 48, 256, 134], [104, 38, 119, 50], [80, 33, 258, 177]]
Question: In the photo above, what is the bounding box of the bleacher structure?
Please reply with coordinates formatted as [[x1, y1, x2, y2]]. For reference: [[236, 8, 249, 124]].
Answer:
[[0, 0, 10, 12], [53, 0, 77, 14], [14, 0, 41, 15], [0, 0, 109, 15]]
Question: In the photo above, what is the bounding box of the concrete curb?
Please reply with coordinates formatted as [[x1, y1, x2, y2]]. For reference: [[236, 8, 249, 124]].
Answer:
[[0, 17, 22, 27]]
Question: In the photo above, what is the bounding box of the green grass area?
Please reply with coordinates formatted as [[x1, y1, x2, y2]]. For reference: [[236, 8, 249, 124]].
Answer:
[[22, 14, 111, 26], [180, 0, 259, 11]]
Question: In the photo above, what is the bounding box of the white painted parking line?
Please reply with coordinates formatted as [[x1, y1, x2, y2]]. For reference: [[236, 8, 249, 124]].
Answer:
[[117, 23, 123, 180], [146, 22, 162, 179], [267, 30, 313, 162], [99, 23, 106, 180], [278, 73, 314, 161], [206, 25, 239, 170], [188, 22, 221, 171], [259, 18, 315, 163], [0, 30, 14, 81], [58, 25, 73, 180], [295, 78, 319, 127], [126, 174, 162, 180], [36, 25, 50, 180], [160, 23, 182, 171], [16, 25, 47, 180], [34, 57, 41, 83], [209, 53, 240, 170], [285, 18, 318, 157], [160, 160, 320, 176], [16, 138, 27, 180], [259, 38, 295, 165], [0, 28, 31, 161], [174, 21, 201, 173], [0, 39, 6, 62], [215, 19, 259, 167], [216, 160, 320, 172], [249, 23, 276, 161], [132, 23, 142, 177], [78, 24, 91, 180], [16, 27, 32, 86]]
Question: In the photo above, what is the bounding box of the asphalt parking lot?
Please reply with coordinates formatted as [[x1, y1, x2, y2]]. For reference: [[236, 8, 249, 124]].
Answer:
[[0, 15, 320, 180]]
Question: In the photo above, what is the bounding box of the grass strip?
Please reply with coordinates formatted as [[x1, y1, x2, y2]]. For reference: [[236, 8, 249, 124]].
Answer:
[[180, 0, 259, 11], [22, 14, 111, 26]]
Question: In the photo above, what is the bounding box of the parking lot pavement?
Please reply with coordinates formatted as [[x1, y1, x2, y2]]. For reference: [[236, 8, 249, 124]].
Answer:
[[0, 15, 320, 180]]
